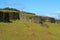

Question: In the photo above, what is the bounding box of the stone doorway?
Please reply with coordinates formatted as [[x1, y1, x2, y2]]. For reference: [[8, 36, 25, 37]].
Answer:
[[0, 12, 3, 21], [4, 13, 10, 22]]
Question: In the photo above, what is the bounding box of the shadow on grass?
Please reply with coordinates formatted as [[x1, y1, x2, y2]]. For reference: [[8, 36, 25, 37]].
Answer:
[[0, 20, 12, 23], [3, 21, 12, 23]]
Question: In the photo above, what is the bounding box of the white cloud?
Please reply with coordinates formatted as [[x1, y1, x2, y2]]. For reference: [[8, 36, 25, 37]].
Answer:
[[55, 11, 60, 13], [45, 14, 57, 17], [45, 11, 60, 19], [44, 13, 59, 19], [54, 11, 60, 14], [37, 11, 60, 19]]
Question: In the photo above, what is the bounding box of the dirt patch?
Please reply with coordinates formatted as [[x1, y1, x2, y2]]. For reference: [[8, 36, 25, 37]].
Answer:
[[42, 30, 56, 36], [41, 24, 49, 28], [0, 29, 6, 33]]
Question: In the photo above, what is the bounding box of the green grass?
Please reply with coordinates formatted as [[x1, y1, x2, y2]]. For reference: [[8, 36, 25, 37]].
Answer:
[[0, 20, 60, 40]]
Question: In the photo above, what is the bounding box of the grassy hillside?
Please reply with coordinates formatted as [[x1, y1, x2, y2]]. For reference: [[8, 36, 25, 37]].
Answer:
[[0, 8, 60, 40], [0, 20, 60, 40]]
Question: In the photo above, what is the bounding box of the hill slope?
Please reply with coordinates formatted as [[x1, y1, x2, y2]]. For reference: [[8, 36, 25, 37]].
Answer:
[[0, 20, 60, 40]]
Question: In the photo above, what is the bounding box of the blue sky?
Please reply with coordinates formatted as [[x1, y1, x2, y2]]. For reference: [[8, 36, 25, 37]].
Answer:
[[0, 0, 60, 19]]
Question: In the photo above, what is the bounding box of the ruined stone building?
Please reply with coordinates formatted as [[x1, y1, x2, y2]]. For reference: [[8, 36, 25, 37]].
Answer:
[[0, 8, 58, 23], [29, 16, 44, 24], [55, 20, 60, 23], [0, 10, 20, 22], [20, 15, 29, 21]]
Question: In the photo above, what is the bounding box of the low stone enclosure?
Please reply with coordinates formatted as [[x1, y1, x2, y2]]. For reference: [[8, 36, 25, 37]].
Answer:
[[0, 11, 20, 22]]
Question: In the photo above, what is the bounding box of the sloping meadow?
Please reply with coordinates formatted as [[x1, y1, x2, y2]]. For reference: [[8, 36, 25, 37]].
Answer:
[[0, 20, 60, 40]]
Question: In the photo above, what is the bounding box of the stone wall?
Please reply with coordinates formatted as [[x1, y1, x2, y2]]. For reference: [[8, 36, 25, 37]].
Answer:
[[0, 11, 20, 22], [20, 15, 29, 21], [56, 20, 60, 24], [0, 11, 3, 21], [9, 12, 20, 20]]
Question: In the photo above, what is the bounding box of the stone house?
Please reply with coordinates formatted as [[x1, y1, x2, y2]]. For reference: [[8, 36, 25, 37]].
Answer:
[[55, 20, 60, 23], [44, 17, 56, 23], [30, 16, 43, 24], [0, 11, 20, 22], [20, 15, 29, 21]]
